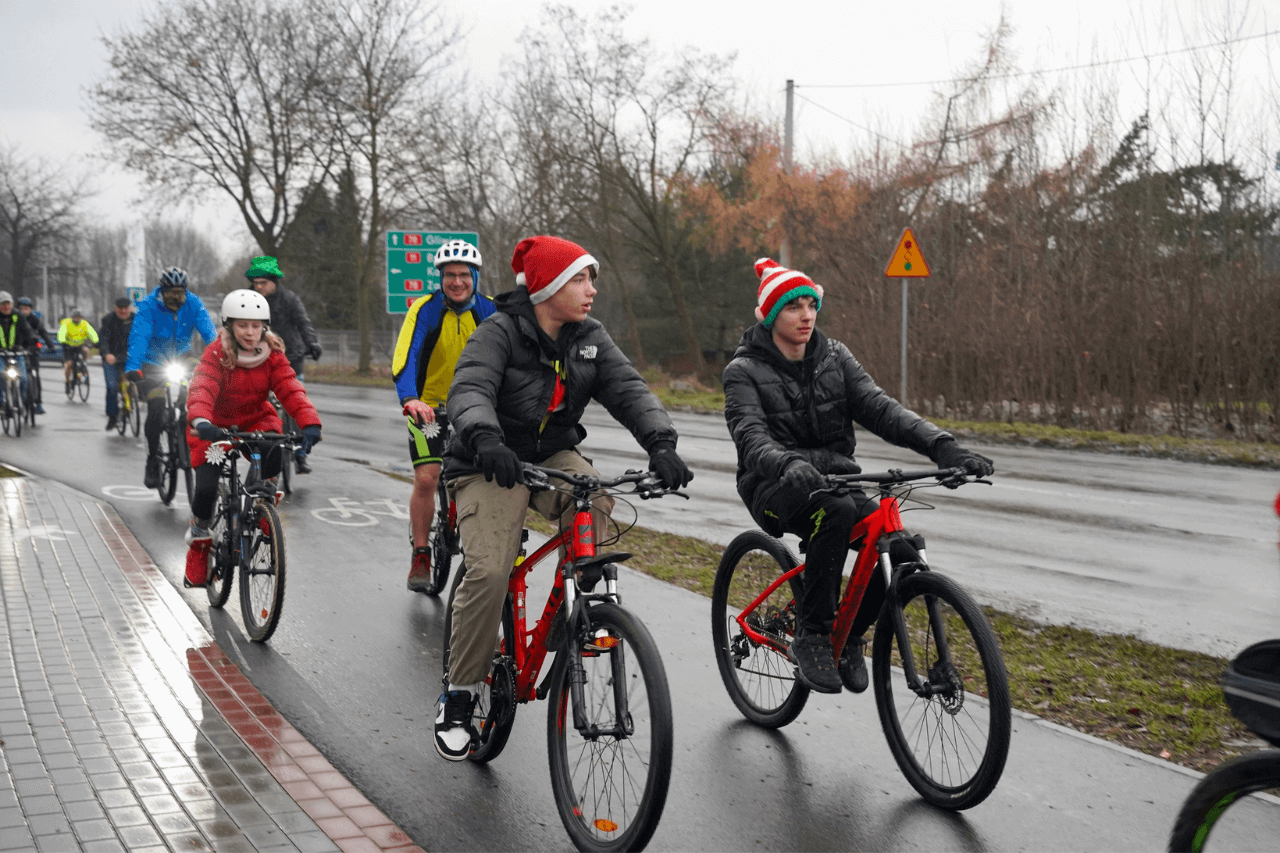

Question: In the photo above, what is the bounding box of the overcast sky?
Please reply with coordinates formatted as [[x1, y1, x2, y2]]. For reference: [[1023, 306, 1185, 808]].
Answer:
[[2, 0, 1277, 260]]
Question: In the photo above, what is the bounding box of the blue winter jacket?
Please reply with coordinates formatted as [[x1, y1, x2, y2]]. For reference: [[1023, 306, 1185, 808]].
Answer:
[[125, 287, 218, 373]]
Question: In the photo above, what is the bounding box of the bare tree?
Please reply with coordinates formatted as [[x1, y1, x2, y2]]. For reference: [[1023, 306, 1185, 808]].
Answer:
[[89, 0, 335, 255], [0, 144, 91, 295], [144, 222, 225, 290], [307, 0, 458, 371]]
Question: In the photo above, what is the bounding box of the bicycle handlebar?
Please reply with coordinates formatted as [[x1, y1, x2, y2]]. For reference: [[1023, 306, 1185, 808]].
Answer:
[[827, 467, 965, 485], [521, 464, 690, 500]]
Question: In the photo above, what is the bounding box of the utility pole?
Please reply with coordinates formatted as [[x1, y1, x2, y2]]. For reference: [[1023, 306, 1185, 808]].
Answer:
[[780, 79, 794, 267]]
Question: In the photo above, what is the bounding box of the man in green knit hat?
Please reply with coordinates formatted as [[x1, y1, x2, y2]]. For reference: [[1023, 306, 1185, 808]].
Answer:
[[245, 256, 323, 472]]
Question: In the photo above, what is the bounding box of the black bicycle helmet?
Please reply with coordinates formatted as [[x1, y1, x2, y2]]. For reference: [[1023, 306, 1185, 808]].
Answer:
[[158, 267, 189, 290]]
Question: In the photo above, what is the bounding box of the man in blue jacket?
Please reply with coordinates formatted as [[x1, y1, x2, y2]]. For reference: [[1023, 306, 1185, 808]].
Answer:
[[125, 267, 218, 489]]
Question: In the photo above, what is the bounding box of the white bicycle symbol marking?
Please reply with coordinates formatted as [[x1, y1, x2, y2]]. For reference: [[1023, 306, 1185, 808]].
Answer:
[[311, 497, 410, 527]]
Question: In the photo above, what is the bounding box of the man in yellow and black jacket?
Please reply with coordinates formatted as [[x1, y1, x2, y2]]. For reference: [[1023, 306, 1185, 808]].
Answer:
[[392, 239, 496, 592]]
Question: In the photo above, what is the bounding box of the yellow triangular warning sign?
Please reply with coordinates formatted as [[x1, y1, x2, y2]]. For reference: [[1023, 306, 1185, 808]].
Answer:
[[884, 228, 931, 277]]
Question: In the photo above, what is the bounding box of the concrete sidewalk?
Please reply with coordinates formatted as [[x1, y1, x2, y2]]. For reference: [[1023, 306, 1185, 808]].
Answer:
[[0, 470, 422, 853]]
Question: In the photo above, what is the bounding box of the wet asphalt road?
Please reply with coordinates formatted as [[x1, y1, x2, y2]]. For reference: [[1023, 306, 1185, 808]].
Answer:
[[5, 371, 1279, 850]]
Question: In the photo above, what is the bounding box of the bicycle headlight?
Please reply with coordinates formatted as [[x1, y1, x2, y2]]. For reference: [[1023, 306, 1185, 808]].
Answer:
[[4, 368, 16, 379], [165, 363, 185, 382]]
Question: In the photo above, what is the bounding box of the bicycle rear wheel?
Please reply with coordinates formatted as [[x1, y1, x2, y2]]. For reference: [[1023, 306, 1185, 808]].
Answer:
[[1169, 750, 1280, 851], [872, 569, 1011, 810], [76, 367, 89, 401], [206, 485, 234, 609], [0, 385, 12, 436], [158, 423, 179, 505], [441, 563, 518, 762], [547, 601, 673, 852], [240, 503, 286, 642], [711, 530, 809, 728], [8, 380, 21, 438], [424, 480, 453, 596]]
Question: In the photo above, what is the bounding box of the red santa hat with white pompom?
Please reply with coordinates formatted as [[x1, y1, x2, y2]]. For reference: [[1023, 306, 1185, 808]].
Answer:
[[511, 236, 599, 304]]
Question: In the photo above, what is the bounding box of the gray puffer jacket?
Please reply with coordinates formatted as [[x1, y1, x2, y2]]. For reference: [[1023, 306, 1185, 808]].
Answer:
[[443, 288, 677, 479], [722, 324, 952, 533]]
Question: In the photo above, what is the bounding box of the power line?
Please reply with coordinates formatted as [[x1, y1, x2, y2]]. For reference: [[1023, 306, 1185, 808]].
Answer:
[[790, 93, 909, 148], [798, 27, 1280, 90]]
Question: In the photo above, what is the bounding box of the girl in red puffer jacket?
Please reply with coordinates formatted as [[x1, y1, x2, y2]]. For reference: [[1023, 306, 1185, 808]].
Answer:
[[182, 289, 322, 586]]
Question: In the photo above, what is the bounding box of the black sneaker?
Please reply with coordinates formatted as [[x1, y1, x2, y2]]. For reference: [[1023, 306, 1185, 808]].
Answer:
[[838, 636, 869, 693], [789, 633, 842, 694], [434, 690, 476, 761], [105, 416, 117, 431], [295, 453, 312, 474], [143, 455, 162, 489]]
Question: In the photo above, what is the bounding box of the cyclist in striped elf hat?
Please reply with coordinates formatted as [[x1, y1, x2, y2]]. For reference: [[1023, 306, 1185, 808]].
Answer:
[[723, 256, 994, 695]]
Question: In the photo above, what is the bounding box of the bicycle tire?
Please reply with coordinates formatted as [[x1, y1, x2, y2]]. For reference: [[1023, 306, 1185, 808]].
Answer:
[[0, 382, 12, 436], [240, 503, 286, 642], [116, 384, 130, 436], [24, 374, 37, 427], [711, 529, 809, 728], [77, 366, 89, 401], [8, 379, 21, 438], [206, 485, 234, 609], [547, 601, 673, 852], [1168, 749, 1280, 851], [65, 372, 74, 400], [178, 430, 194, 502], [158, 422, 179, 505], [872, 569, 1011, 810], [280, 446, 292, 495], [440, 562, 518, 762], [424, 478, 453, 596], [128, 383, 141, 436]]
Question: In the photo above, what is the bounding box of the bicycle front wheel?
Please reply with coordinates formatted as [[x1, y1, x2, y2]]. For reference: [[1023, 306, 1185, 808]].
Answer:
[[1169, 750, 1280, 852], [547, 601, 673, 852], [158, 424, 179, 505], [128, 383, 141, 436], [425, 482, 453, 596], [206, 485, 234, 609], [7, 380, 21, 438], [77, 367, 89, 401], [116, 384, 130, 436], [0, 387, 12, 436], [711, 530, 809, 728], [178, 431, 194, 502], [240, 503, 286, 642], [873, 569, 1011, 810]]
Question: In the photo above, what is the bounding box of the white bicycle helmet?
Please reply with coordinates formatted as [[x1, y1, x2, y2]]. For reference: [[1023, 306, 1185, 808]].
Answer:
[[221, 289, 271, 325], [433, 239, 482, 269]]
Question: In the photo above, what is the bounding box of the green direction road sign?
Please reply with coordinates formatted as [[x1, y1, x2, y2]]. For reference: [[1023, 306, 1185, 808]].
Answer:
[[386, 230, 479, 314]]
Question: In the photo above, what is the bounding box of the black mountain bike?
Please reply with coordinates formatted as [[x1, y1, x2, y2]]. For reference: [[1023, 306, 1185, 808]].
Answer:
[[117, 374, 141, 437], [1169, 639, 1280, 851], [412, 410, 455, 596], [66, 347, 90, 401], [199, 430, 298, 643], [0, 350, 26, 437], [155, 362, 193, 506]]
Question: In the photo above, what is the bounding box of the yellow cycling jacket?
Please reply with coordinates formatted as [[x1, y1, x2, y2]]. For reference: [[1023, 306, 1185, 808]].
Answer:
[[58, 318, 99, 348], [392, 292, 496, 407]]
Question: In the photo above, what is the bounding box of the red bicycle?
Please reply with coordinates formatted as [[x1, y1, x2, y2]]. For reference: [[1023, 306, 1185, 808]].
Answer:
[[441, 464, 684, 851], [711, 467, 1012, 810]]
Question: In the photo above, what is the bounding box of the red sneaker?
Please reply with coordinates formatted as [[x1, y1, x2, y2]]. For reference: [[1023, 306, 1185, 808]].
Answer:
[[407, 547, 431, 592], [185, 541, 211, 586]]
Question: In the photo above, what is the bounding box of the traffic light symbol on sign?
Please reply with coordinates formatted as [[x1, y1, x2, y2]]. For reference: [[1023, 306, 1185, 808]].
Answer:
[[405, 279, 424, 291], [406, 251, 421, 264], [884, 227, 931, 277]]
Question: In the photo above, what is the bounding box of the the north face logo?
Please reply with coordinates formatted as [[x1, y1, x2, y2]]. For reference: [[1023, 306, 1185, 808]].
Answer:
[[579, 345, 598, 359]]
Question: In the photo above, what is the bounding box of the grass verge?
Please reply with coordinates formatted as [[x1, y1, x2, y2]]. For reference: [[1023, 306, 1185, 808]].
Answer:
[[307, 364, 395, 388], [528, 512, 1258, 774]]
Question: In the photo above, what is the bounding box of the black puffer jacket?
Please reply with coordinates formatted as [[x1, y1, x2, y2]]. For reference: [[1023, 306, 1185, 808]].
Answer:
[[262, 285, 319, 362], [444, 288, 677, 478], [723, 324, 951, 532]]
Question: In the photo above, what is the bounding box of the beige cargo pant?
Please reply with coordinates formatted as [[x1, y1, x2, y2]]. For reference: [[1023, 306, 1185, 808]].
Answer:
[[446, 448, 615, 686]]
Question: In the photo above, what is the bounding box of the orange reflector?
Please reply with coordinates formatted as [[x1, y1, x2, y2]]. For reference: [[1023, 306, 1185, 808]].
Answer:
[[586, 636, 619, 650], [593, 819, 618, 833], [260, 609, 269, 619]]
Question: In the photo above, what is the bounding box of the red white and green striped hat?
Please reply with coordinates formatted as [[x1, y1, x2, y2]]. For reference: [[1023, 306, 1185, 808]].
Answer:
[[754, 257, 823, 327]]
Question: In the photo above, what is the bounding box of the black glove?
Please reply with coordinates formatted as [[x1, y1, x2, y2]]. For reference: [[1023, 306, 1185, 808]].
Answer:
[[648, 446, 693, 489], [192, 419, 227, 443], [307, 343, 323, 360], [931, 439, 994, 477], [474, 438, 522, 488], [301, 425, 322, 453], [125, 370, 144, 383], [781, 459, 826, 496]]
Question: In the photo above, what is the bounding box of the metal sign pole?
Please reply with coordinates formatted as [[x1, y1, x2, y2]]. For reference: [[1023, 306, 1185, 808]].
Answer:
[[900, 277, 908, 404]]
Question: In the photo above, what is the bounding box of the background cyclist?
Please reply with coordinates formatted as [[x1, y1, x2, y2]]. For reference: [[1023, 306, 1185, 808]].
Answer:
[[0, 292, 34, 409], [57, 307, 98, 390], [99, 297, 135, 430], [245, 256, 323, 472], [434, 235, 694, 760], [16, 297, 53, 414], [391, 238, 496, 593], [722, 257, 994, 695], [125, 267, 218, 490], [183, 289, 321, 586]]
